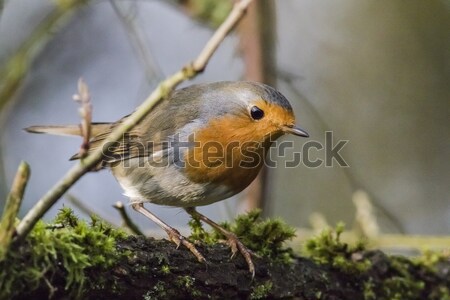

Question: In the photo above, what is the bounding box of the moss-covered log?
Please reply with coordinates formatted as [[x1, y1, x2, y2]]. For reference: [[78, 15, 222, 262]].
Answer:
[[1, 209, 449, 299]]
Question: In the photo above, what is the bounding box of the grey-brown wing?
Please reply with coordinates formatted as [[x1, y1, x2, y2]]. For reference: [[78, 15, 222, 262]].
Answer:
[[70, 89, 204, 168]]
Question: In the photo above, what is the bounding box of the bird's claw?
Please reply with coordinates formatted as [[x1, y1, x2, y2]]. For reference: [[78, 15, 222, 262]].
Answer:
[[166, 228, 206, 263], [225, 233, 255, 277]]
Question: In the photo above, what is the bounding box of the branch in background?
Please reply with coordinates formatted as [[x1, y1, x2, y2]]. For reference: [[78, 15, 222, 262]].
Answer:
[[277, 70, 405, 233], [289, 194, 450, 251], [0, 0, 90, 204], [113, 201, 144, 235], [353, 190, 380, 239], [0, 0, 4, 20], [308, 212, 330, 233], [237, 0, 277, 213], [73, 78, 92, 158], [65, 193, 97, 217], [65, 193, 118, 227], [14, 0, 254, 242], [0, 161, 30, 261], [0, 0, 90, 114], [292, 229, 450, 252], [109, 0, 165, 86], [191, 0, 252, 71]]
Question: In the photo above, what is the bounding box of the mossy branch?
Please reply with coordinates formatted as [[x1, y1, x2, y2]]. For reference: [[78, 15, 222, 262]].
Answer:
[[0, 161, 30, 261], [14, 0, 254, 242], [3, 210, 450, 299]]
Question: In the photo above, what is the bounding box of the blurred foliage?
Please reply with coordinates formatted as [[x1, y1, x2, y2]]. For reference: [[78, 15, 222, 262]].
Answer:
[[177, 0, 232, 27], [0, 0, 90, 113], [303, 223, 450, 300], [0, 0, 90, 213], [303, 222, 371, 273]]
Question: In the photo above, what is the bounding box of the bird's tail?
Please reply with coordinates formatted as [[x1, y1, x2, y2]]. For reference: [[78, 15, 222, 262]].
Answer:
[[25, 123, 111, 137]]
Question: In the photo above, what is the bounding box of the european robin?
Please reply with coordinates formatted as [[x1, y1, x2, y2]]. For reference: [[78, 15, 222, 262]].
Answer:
[[26, 81, 309, 276]]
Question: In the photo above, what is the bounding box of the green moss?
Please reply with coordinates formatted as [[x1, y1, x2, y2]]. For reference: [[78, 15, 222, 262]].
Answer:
[[303, 225, 450, 299], [364, 255, 427, 300], [430, 286, 450, 300], [144, 276, 202, 299], [362, 252, 450, 300], [175, 275, 202, 297], [413, 249, 449, 272], [189, 209, 296, 262], [160, 264, 171, 275], [188, 217, 217, 245], [303, 222, 370, 273], [228, 210, 296, 261], [176, 275, 195, 289], [0, 207, 127, 299], [381, 276, 424, 300], [250, 281, 273, 300], [363, 278, 376, 300], [144, 281, 168, 300]]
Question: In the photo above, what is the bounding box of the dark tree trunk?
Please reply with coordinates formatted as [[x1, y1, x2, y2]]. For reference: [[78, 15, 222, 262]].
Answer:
[[18, 236, 449, 300]]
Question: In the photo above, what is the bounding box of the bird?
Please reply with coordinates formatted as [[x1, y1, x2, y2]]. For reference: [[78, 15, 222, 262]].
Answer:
[[26, 81, 309, 276]]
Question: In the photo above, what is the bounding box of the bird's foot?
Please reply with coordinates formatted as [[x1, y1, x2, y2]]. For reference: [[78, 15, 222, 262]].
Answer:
[[166, 227, 206, 263], [223, 232, 255, 277], [131, 202, 206, 263], [185, 207, 256, 277]]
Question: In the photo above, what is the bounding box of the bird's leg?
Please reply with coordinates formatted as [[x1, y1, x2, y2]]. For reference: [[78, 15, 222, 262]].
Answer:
[[132, 203, 205, 263], [185, 207, 255, 276]]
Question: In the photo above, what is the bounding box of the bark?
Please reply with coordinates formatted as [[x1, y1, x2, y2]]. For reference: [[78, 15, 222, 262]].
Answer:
[[17, 236, 450, 300]]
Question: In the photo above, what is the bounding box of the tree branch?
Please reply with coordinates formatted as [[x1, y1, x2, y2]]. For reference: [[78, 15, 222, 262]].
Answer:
[[13, 236, 450, 299], [113, 201, 144, 236], [0, 161, 30, 260]]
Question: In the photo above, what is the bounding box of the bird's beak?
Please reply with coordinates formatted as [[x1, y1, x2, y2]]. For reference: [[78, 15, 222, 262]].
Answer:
[[283, 125, 309, 138]]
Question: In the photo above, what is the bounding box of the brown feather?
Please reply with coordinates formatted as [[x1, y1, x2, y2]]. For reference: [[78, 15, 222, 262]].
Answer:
[[25, 123, 112, 137]]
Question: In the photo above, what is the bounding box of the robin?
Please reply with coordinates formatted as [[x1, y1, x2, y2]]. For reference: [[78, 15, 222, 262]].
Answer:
[[26, 81, 309, 276]]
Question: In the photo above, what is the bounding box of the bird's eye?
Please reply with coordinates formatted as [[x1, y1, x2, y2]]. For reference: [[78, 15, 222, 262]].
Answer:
[[250, 106, 264, 120]]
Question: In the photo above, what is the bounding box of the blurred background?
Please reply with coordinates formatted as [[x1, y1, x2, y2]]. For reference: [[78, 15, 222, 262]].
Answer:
[[0, 0, 449, 239]]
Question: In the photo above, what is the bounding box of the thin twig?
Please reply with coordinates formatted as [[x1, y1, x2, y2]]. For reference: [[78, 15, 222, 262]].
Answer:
[[113, 201, 144, 235], [0, 161, 30, 260], [15, 0, 254, 241], [192, 0, 253, 71], [65, 193, 118, 227], [353, 190, 380, 239], [65, 193, 94, 217], [73, 78, 92, 158], [308, 212, 330, 233], [109, 0, 164, 85]]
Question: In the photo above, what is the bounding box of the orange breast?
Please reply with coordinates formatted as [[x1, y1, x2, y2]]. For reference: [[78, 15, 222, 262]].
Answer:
[[184, 115, 267, 193], [183, 99, 296, 193]]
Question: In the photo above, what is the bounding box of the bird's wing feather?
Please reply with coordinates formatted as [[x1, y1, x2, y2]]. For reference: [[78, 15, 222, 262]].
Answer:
[[71, 90, 204, 167]]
